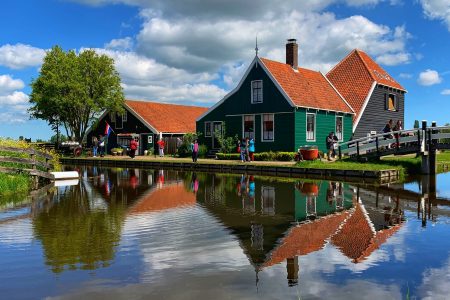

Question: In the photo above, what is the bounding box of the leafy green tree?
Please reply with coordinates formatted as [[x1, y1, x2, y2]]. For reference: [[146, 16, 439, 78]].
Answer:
[[414, 120, 420, 129], [29, 46, 124, 142], [50, 134, 68, 144]]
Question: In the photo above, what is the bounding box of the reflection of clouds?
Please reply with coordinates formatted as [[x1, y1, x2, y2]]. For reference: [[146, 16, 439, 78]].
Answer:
[[123, 205, 249, 281], [418, 255, 450, 300], [0, 218, 33, 245]]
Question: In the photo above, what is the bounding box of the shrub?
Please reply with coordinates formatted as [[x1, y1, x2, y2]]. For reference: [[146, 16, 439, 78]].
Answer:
[[217, 151, 296, 161], [198, 144, 208, 158]]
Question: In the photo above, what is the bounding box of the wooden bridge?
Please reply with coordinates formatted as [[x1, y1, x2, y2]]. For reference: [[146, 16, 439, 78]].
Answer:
[[337, 122, 450, 174], [0, 146, 55, 182]]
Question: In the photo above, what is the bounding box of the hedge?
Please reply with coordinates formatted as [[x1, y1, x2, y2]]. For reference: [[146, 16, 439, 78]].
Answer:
[[216, 151, 296, 161]]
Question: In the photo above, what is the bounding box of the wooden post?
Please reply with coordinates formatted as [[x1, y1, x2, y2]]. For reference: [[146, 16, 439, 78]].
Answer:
[[356, 141, 360, 160], [376, 136, 379, 157], [338, 146, 342, 160]]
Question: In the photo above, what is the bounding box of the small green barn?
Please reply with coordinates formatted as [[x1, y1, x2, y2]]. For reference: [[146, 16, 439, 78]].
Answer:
[[196, 39, 354, 153]]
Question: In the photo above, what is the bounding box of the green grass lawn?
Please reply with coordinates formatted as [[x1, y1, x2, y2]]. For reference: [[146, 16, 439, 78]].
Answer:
[[296, 159, 403, 171]]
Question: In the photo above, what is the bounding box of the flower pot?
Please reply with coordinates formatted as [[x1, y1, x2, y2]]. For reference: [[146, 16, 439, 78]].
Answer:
[[300, 145, 318, 160]]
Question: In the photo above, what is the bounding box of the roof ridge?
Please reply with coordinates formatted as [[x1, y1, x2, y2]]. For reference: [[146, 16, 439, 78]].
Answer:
[[354, 50, 377, 82], [260, 56, 321, 74], [125, 99, 208, 109]]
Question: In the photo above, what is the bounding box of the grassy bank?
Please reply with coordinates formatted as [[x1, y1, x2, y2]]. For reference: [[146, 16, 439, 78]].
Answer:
[[0, 173, 30, 197]]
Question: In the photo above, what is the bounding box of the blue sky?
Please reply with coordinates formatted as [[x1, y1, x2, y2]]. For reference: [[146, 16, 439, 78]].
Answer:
[[1, 0, 450, 140]]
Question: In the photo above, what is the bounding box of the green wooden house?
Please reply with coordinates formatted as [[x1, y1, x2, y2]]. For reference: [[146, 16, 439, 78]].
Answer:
[[196, 39, 355, 153]]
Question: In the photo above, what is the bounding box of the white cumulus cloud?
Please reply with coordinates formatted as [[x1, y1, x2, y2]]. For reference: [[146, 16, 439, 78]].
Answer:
[[418, 69, 442, 86], [420, 0, 450, 30], [441, 89, 450, 95], [0, 75, 25, 94], [0, 44, 46, 70]]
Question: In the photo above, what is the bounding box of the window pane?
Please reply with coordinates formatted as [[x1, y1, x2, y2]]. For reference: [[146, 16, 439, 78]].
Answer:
[[244, 115, 254, 139], [307, 114, 315, 140], [336, 117, 343, 141], [262, 114, 274, 141]]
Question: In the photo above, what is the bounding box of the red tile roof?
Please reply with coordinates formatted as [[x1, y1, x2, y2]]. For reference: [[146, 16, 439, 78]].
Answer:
[[125, 100, 208, 133], [128, 183, 196, 214], [260, 58, 354, 114], [262, 211, 351, 268], [326, 49, 405, 122]]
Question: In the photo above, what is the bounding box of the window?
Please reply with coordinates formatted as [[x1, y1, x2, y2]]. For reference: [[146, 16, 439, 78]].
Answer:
[[261, 186, 275, 215], [243, 115, 255, 139], [116, 113, 123, 129], [386, 93, 397, 111], [110, 112, 116, 123], [306, 113, 316, 141], [122, 112, 127, 122], [335, 116, 343, 141], [147, 135, 153, 144], [262, 114, 274, 141], [251, 80, 263, 104], [205, 122, 212, 137]]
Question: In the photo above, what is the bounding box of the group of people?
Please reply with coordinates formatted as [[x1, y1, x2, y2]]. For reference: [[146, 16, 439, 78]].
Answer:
[[382, 119, 403, 148], [92, 135, 106, 157], [238, 137, 255, 162]]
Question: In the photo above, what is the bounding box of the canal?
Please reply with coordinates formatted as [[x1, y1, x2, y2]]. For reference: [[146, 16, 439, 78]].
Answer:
[[1, 166, 450, 299]]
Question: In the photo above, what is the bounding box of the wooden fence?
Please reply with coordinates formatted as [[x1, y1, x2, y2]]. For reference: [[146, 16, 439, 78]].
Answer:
[[0, 146, 54, 180]]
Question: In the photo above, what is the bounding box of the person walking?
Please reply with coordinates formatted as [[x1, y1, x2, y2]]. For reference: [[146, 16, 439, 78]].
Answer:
[[157, 138, 165, 157], [326, 132, 335, 161], [129, 138, 138, 158], [191, 139, 199, 162], [248, 138, 255, 162], [382, 119, 394, 148], [92, 136, 99, 157]]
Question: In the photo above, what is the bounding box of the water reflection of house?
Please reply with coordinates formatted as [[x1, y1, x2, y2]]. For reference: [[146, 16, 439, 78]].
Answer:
[[195, 174, 355, 274], [259, 196, 403, 285], [128, 183, 196, 214]]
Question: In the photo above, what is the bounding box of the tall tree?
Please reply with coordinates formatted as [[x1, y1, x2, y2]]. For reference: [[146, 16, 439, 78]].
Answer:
[[29, 46, 124, 142]]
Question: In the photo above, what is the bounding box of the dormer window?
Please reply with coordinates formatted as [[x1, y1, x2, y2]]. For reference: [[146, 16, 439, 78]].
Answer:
[[251, 80, 263, 104]]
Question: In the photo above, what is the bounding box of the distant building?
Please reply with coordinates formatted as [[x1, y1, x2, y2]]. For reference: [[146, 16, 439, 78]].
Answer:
[[87, 100, 207, 155]]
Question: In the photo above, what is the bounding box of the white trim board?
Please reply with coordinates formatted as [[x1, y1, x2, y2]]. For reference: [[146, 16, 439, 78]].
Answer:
[[353, 81, 376, 133]]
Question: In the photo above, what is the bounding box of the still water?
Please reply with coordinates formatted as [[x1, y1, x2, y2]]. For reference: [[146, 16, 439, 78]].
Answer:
[[1, 166, 450, 299]]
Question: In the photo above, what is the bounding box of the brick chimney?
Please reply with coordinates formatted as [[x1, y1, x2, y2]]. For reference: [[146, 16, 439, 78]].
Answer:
[[286, 39, 298, 70]]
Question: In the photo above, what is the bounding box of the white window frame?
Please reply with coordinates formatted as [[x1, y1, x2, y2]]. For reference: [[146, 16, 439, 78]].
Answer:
[[387, 93, 397, 111], [148, 135, 153, 144], [242, 115, 255, 139], [204, 121, 212, 137], [261, 114, 274, 142], [251, 80, 263, 104], [335, 115, 344, 142], [261, 186, 275, 215], [306, 112, 316, 142], [122, 111, 127, 122]]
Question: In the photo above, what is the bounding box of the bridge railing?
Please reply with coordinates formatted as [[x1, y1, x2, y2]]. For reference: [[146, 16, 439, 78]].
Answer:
[[337, 128, 423, 159], [428, 126, 450, 147]]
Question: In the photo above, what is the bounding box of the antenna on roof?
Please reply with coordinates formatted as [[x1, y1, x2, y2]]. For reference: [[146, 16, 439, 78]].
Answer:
[[255, 35, 259, 57]]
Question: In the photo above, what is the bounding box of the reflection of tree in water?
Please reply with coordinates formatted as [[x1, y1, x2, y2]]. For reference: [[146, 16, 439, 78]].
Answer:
[[33, 181, 126, 273]]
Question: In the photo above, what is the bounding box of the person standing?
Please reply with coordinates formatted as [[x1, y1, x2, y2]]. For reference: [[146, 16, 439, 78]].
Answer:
[[240, 138, 247, 162], [157, 138, 165, 157], [245, 137, 250, 162], [393, 120, 403, 148], [99, 134, 105, 157], [248, 138, 255, 162], [92, 136, 99, 157], [326, 132, 335, 161], [192, 139, 199, 162], [129, 138, 138, 159]]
